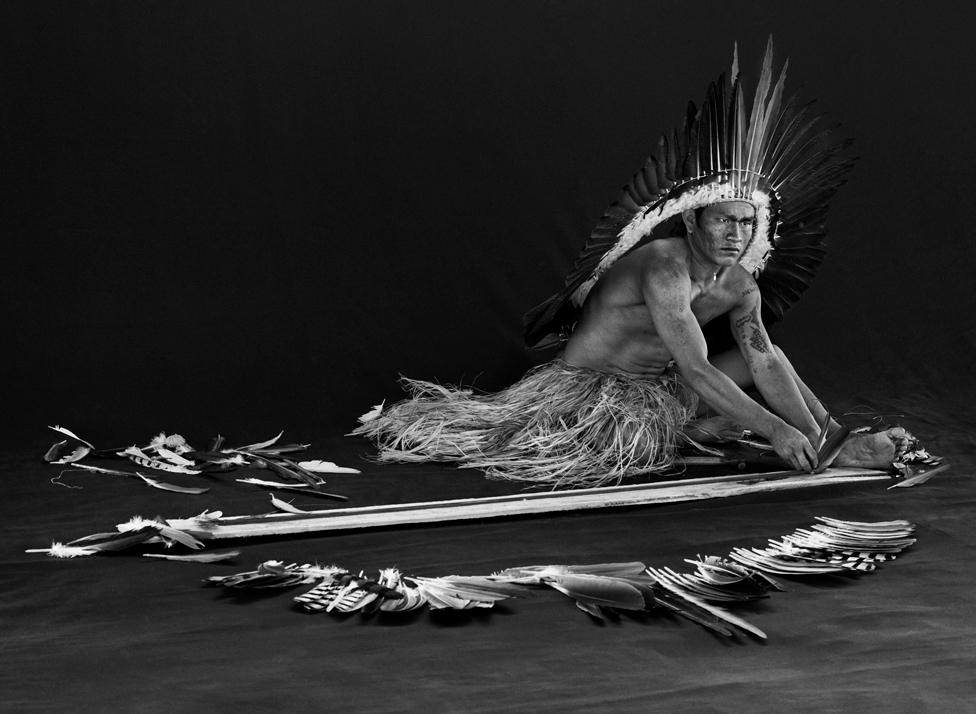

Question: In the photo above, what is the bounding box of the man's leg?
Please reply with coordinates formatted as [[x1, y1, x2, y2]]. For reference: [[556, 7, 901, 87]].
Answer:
[[690, 346, 912, 468], [709, 345, 831, 427]]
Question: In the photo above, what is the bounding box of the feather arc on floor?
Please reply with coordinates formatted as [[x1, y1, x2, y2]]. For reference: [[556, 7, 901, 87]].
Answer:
[[197, 517, 915, 639]]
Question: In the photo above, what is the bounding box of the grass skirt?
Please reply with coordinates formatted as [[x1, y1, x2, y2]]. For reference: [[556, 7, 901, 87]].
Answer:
[[352, 360, 698, 489]]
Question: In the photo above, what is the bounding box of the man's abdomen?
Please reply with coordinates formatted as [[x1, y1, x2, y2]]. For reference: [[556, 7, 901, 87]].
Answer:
[[563, 317, 672, 377]]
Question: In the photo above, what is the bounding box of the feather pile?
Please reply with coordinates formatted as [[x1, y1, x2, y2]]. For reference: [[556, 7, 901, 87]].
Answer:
[[204, 517, 915, 640], [728, 517, 916, 574], [26, 514, 212, 557], [43, 426, 355, 498]]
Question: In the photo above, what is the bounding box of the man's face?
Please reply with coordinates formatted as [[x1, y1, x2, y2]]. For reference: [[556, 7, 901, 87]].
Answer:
[[688, 201, 756, 266]]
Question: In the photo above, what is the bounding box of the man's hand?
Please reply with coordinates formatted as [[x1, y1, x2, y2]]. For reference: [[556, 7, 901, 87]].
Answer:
[[769, 423, 819, 472]]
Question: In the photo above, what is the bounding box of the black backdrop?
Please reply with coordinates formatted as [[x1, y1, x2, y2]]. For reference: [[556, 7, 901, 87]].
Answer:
[[3, 0, 974, 444], [5, 5, 976, 711]]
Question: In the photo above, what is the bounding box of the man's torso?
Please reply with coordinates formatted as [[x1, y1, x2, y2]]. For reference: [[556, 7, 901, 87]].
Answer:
[[562, 238, 749, 376]]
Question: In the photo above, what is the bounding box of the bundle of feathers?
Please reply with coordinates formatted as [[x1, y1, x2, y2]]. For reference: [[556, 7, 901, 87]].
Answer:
[[205, 517, 916, 640]]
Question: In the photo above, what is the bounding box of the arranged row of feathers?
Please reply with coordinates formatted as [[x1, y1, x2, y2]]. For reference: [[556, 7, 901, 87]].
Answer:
[[205, 517, 916, 640]]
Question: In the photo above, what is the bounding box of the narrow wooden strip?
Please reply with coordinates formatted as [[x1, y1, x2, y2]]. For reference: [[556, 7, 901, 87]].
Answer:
[[208, 467, 879, 526], [167, 468, 888, 540]]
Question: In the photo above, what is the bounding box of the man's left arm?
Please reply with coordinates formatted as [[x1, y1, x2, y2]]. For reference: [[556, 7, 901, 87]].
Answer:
[[728, 282, 820, 443]]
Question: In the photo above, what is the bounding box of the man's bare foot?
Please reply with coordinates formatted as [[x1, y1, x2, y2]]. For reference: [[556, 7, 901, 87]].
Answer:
[[831, 427, 914, 469]]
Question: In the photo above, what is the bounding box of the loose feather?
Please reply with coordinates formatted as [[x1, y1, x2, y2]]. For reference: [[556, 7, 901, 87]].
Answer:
[[297, 459, 361, 474], [650, 572, 767, 639], [48, 425, 95, 449], [46, 442, 91, 464], [269, 494, 309, 514], [143, 550, 239, 563], [120, 446, 202, 474], [136, 473, 209, 495], [544, 574, 646, 611], [238, 431, 285, 451]]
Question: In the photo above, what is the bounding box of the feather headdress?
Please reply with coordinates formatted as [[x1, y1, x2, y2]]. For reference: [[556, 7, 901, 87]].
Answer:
[[523, 38, 856, 348]]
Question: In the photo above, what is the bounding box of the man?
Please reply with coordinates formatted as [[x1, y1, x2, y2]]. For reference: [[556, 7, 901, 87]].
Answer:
[[355, 42, 919, 488], [562, 200, 909, 473]]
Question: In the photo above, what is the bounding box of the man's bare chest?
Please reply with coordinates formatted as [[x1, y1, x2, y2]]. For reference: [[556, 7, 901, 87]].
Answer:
[[689, 287, 736, 326]]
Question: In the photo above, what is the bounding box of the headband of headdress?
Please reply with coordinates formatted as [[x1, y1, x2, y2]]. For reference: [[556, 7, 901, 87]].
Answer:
[[523, 39, 856, 348]]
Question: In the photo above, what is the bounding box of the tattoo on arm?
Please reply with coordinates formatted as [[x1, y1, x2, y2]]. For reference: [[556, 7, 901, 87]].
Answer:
[[734, 305, 770, 354]]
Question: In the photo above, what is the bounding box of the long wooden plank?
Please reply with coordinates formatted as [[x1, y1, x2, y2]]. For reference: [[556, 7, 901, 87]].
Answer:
[[167, 467, 889, 539]]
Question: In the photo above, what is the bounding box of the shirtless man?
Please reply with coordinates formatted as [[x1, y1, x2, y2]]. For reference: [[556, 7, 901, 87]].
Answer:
[[563, 200, 903, 472]]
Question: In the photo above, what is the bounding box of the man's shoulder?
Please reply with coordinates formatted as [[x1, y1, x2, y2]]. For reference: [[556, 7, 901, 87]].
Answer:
[[722, 266, 760, 304], [724, 264, 758, 287], [634, 238, 689, 273], [641, 236, 687, 257]]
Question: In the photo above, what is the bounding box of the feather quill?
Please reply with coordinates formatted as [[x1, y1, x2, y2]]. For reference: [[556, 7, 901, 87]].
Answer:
[[544, 573, 646, 611], [238, 431, 285, 451], [47, 442, 91, 464], [269, 493, 309, 514], [25, 542, 101, 558], [297, 460, 361, 474], [48, 425, 95, 449], [120, 446, 202, 474], [651, 572, 767, 639], [143, 550, 239, 563], [136, 473, 209, 495], [153, 446, 197, 467]]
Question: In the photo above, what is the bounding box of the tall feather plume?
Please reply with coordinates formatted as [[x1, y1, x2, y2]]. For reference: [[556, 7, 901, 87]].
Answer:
[[730, 42, 740, 89], [699, 79, 726, 174], [751, 60, 789, 180], [743, 37, 775, 177], [728, 75, 745, 176], [522, 37, 855, 347], [683, 100, 700, 178], [766, 111, 824, 184], [729, 45, 742, 172]]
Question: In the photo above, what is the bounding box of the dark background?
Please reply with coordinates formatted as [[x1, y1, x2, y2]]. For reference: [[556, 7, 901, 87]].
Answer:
[[3, 0, 974, 445], [4, 3, 976, 711]]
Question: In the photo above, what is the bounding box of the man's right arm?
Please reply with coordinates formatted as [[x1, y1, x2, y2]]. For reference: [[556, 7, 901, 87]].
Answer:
[[642, 258, 818, 471]]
